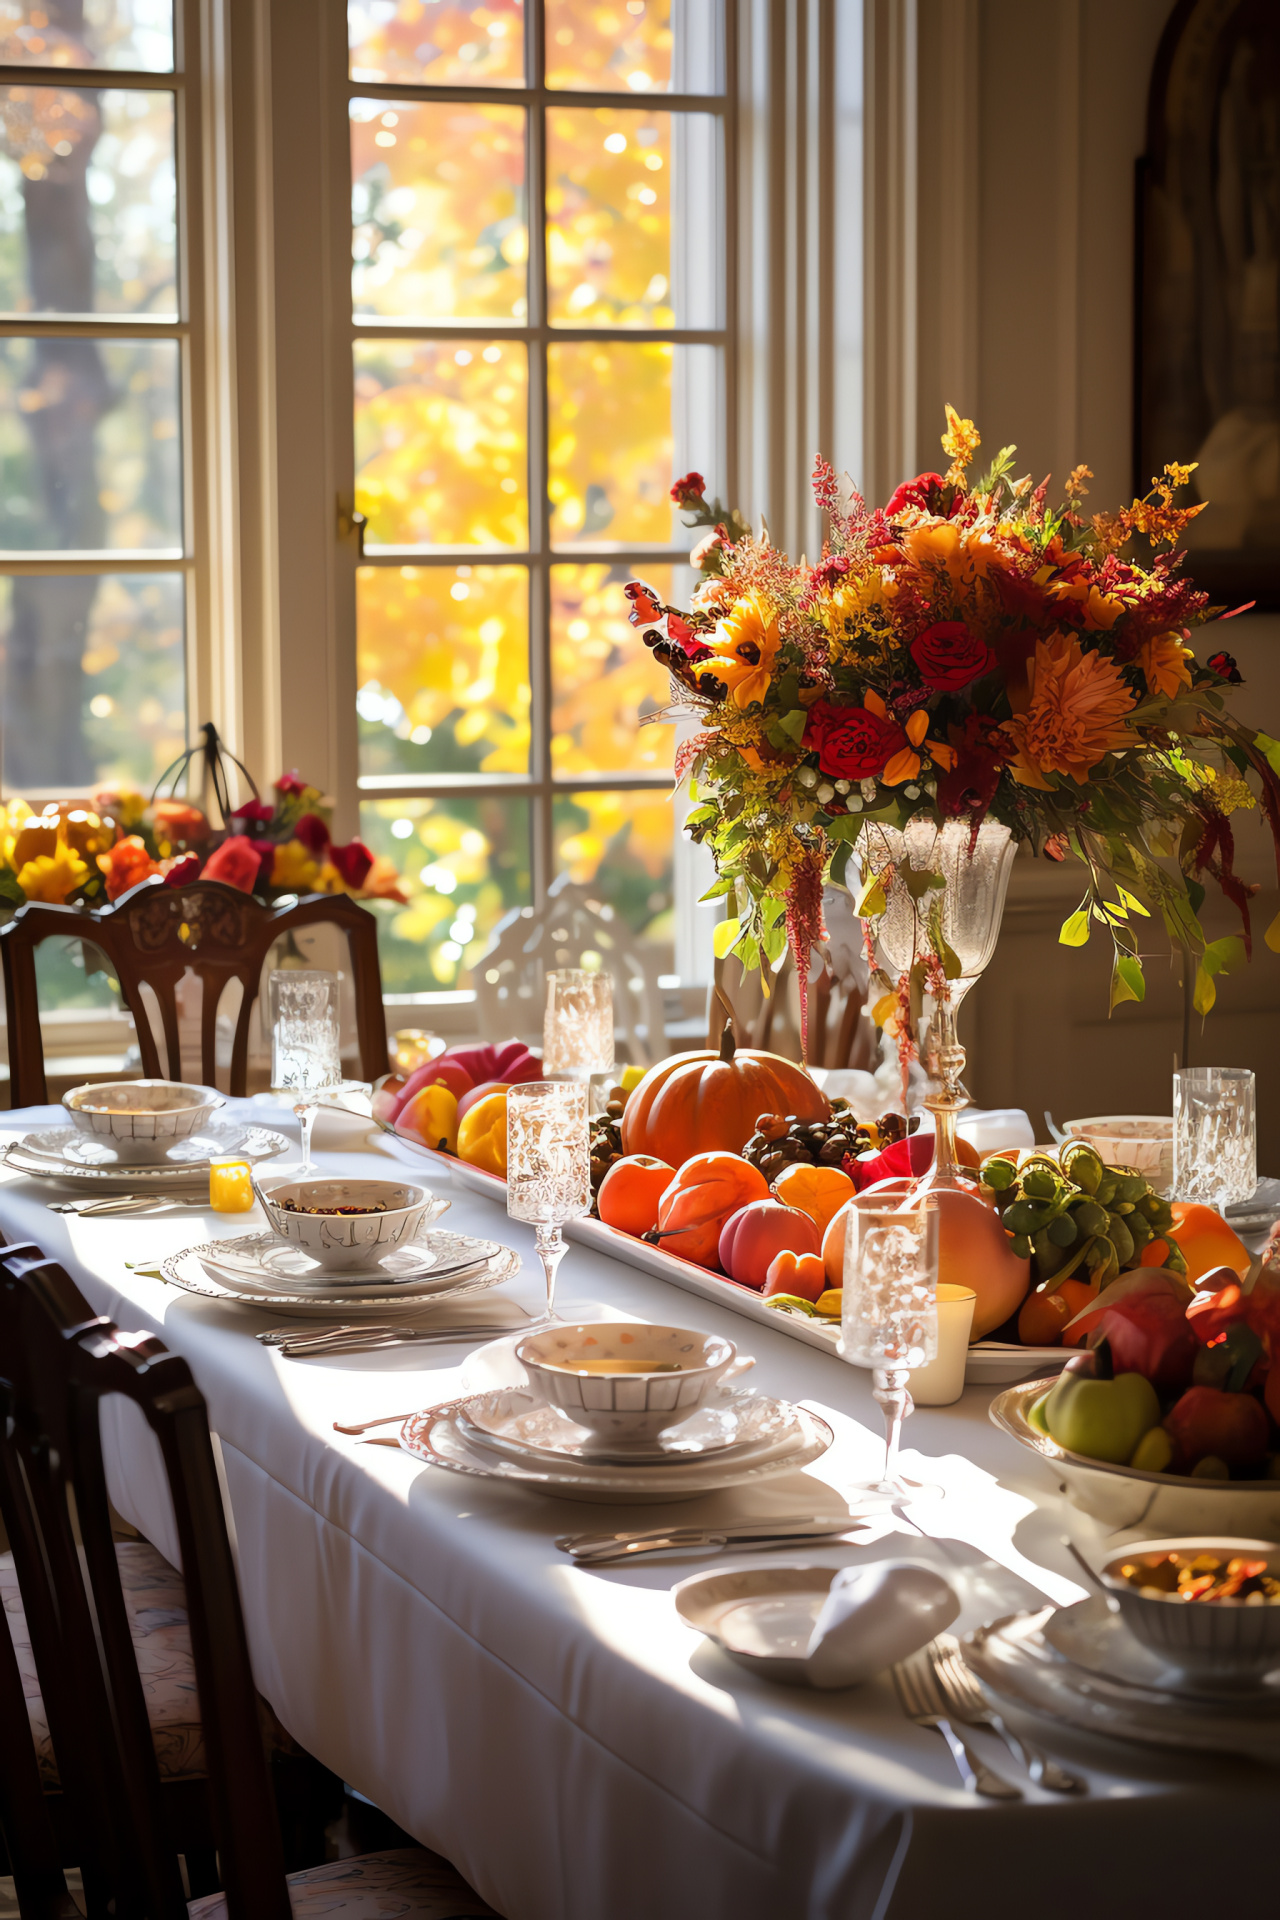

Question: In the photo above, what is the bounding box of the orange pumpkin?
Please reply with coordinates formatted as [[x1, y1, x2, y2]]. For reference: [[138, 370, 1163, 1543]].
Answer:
[[772, 1163, 855, 1234], [719, 1198, 822, 1291], [620, 1024, 829, 1163], [1166, 1202, 1251, 1283], [651, 1152, 769, 1269], [597, 1155, 675, 1237], [764, 1249, 828, 1302], [822, 1180, 1030, 1339]]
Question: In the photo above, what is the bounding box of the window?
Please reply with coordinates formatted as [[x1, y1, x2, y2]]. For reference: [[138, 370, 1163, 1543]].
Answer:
[[0, 0, 192, 804], [345, 0, 728, 994]]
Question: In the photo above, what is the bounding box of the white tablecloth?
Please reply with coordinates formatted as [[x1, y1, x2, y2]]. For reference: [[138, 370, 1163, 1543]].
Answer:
[[0, 1100, 1274, 1920]]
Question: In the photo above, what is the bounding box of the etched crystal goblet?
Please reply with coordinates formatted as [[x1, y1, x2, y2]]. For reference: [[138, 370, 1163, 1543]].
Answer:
[[269, 969, 344, 1172], [506, 1078, 592, 1322], [839, 1193, 940, 1502], [1173, 1067, 1256, 1212]]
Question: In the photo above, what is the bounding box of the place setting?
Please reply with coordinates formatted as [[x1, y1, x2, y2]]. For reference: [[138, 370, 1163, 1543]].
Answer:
[[2, 1078, 291, 1193]]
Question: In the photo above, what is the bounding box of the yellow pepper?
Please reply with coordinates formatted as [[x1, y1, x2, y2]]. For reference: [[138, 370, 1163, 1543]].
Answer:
[[456, 1089, 508, 1177], [395, 1082, 459, 1154]]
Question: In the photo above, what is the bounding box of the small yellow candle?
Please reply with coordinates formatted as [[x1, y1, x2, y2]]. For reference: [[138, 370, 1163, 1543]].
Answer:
[[209, 1158, 255, 1212]]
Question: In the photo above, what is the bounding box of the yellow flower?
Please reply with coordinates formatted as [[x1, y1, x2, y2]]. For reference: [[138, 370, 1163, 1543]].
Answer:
[[941, 402, 981, 484], [1138, 630, 1193, 699], [1046, 580, 1123, 630], [1001, 633, 1136, 787], [16, 842, 90, 904], [705, 594, 781, 710], [270, 839, 321, 892], [900, 520, 999, 593]]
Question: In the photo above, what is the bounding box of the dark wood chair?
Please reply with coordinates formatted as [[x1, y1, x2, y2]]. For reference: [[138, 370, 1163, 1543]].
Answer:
[[0, 1240, 498, 1920], [0, 876, 388, 1106]]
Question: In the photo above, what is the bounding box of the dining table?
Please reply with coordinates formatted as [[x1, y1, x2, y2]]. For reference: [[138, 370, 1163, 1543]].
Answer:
[[0, 1095, 1275, 1920]]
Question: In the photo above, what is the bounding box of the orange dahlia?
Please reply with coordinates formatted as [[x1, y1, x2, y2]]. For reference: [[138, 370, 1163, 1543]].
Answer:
[[1138, 630, 1193, 699], [705, 594, 781, 710], [1002, 633, 1136, 787]]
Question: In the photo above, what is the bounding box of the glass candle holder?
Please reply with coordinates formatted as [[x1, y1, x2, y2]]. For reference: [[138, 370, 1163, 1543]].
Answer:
[[542, 968, 614, 1080], [839, 1193, 939, 1501], [1173, 1067, 1256, 1211], [506, 1079, 591, 1322], [209, 1158, 255, 1213], [269, 968, 343, 1171]]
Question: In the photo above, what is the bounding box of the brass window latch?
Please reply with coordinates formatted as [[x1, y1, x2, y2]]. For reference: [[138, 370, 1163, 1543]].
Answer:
[[336, 497, 368, 557]]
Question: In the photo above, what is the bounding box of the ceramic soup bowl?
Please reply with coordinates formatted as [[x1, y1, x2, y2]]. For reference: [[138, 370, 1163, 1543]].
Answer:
[[516, 1323, 740, 1445]]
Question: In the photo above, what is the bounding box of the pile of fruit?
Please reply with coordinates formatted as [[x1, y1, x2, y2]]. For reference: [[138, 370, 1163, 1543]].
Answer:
[[372, 1040, 542, 1176]]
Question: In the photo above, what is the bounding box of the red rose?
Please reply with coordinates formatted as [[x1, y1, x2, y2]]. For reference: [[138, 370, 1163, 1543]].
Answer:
[[910, 621, 994, 692], [230, 796, 274, 830], [804, 702, 905, 780], [670, 472, 706, 508], [885, 472, 947, 519]]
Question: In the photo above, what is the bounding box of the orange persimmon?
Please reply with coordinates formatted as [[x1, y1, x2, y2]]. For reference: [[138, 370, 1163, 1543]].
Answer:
[[1166, 1202, 1251, 1284], [597, 1155, 675, 1237], [763, 1249, 828, 1303], [1018, 1278, 1098, 1347], [772, 1162, 855, 1234], [651, 1152, 769, 1269]]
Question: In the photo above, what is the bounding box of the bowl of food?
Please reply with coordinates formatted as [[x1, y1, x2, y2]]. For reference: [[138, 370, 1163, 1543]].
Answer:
[[1100, 1537, 1280, 1680], [255, 1176, 448, 1269], [1061, 1114, 1173, 1194], [990, 1378, 1280, 1535], [516, 1323, 742, 1445], [62, 1080, 225, 1160]]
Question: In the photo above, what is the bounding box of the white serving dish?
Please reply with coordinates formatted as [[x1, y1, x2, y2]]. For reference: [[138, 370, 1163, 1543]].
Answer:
[[516, 1322, 739, 1444], [62, 1080, 225, 1160], [1099, 1537, 1280, 1680], [255, 1175, 445, 1269], [990, 1377, 1280, 1534]]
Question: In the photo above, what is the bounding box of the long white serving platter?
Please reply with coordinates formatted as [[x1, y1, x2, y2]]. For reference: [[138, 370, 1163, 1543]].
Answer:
[[373, 1131, 1067, 1383]]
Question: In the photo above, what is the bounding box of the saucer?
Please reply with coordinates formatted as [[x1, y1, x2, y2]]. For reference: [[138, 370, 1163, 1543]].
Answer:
[[457, 1387, 803, 1468], [161, 1233, 519, 1317], [198, 1226, 494, 1293], [6, 1124, 290, 1190], [963, 1597, 1280, 1762], [674, 1567, 837, 1683]]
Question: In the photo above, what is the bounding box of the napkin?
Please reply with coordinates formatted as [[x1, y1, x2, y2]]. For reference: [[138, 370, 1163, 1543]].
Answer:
[[804, 1560, 959, 1690]]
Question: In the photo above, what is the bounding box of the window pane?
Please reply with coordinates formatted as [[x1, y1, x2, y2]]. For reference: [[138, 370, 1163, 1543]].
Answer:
[[545, 0, 723, 94], [553, 790, 674, 965], [355, 338, 527, 549], [0, 88, 177, 317], [358, 563, 529, 776], [551, 563, 674, 777], [548, 339, 718, 545], [348, 0, 523, 87], [360, 794, 531, 992], [548, 109, 719, 329], [351, 99, 526, 324], [0, 0, 174, 72], [0, 570, 184, 791], [0, 336, 181, 551]]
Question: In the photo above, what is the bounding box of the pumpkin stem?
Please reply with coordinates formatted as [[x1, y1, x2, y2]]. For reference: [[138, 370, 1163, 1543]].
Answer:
[[718, 1020, 737, 1064]]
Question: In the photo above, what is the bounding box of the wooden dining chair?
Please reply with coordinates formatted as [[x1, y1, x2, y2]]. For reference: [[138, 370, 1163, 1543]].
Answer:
[[0, 875, 389, 1106], [0, 1240, 500, 1920]]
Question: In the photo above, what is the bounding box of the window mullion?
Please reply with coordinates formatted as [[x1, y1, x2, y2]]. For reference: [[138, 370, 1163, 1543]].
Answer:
[[527, 57, 553, 904]]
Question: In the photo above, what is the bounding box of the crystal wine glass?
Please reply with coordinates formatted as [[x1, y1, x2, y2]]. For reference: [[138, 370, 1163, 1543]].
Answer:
[[506, 1079, 592, 1322], [839, 1192, 940, 1501], [543, 968, 615, 1113], [269, 969, 343, 1173], [1173, 1067, 1256, 1212]]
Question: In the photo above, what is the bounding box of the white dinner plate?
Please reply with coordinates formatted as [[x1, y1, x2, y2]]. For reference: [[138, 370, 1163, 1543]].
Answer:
[[963, 1597, 1280, 1763], [196, 1226, 503, 1296], [5, 1124, 290, 1191], [161, 1237, 520, 1316], [400, 1391, 833, 1503], [457, 1386, 804, 1469]]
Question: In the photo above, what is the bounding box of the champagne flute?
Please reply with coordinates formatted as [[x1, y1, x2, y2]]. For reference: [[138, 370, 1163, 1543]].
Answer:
[[506, 1079, 591, 1323], [269, 969, 343, 1173], [839, 1192, 940, 1501]]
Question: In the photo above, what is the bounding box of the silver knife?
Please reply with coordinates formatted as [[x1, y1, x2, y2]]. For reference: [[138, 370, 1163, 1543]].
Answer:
[[275, 1322, 528, 1357], [558, 1515, 864, 1561], [49, 1195, 211, 1215]]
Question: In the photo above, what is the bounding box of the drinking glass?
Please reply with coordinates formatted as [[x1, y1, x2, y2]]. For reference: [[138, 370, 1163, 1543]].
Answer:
[[543, 969, 614, 1110], [839, 1193, 940, 1500], [506, 1079, 592, 1322], [1173, 1067, 1256, 1211], [269, 969, 343, 1172]]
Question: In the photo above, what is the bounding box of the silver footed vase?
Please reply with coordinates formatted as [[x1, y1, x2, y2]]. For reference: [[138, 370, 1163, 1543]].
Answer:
[[856, 817, 1017, 1189]]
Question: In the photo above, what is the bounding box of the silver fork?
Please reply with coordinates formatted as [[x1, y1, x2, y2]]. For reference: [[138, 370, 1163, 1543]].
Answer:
[[891, 1649, 1021, 1798], [929, 1636, 1086, 1794]]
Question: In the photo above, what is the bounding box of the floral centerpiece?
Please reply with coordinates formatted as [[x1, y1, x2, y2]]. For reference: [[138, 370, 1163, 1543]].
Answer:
[[627, 411, 1280, 1075], [0, 768, 406, 912]]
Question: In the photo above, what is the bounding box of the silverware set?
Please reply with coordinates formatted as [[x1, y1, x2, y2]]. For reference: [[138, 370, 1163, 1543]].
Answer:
[[555, 1515, 867, 1565], [260, 1318, 530, 1358], [892, 1636, 1085, 1797], [49, 1194, 212, 1217]]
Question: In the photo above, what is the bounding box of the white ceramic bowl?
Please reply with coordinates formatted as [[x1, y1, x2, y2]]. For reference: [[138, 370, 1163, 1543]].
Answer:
[[1100, 1537, 1280, 1680], [62, 1080, 225, 1160], [1062, 1114, 1173, 1193], [991, 1378, 1280, 1534], [516, 1323, 739, 1445], [255, 1176, 448, 1270]]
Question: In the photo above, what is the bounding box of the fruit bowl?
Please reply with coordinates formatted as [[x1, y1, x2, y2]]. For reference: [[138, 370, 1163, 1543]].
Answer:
[[990, 1378, 1280, 1535]]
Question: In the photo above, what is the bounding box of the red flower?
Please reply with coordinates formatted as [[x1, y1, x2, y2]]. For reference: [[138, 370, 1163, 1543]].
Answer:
[[885, 472, 947, 520], [804, 701, 905, 780], [202, 835, 264, 893], [328, 838, 374, 889], [670, 471, 706, 508], [811, 555, 851, 592], [161, 852, 202, 888], [230, 797, 274, 830], [910, 621, 995, 692], [935, 714, 1014, 818], [275, 771, 308, 797], [1207, 650, 1243, 685], [295, 811, 331, 855]]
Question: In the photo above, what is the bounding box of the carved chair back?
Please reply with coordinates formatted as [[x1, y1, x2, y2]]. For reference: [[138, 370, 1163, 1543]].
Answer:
[[0, 876, 387, 1104]]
